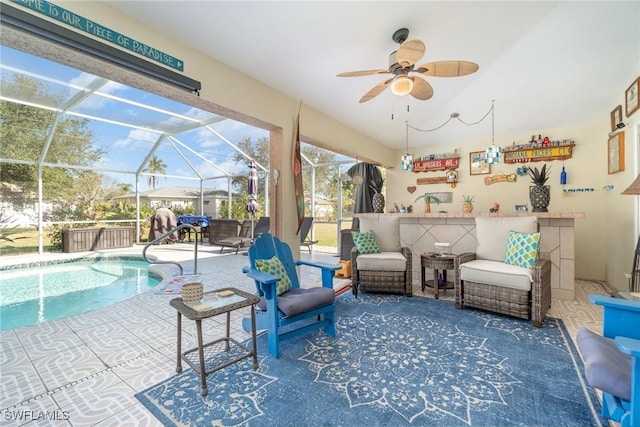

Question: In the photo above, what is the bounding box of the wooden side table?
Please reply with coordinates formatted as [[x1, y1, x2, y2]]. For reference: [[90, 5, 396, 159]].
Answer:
[[170, 287, 259, 396], [421, 253, 457, 299]]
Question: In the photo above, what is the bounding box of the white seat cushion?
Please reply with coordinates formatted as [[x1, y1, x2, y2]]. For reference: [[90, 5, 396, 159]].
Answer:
[[356, 252, 407, 271], [459, 259, 532, 291]]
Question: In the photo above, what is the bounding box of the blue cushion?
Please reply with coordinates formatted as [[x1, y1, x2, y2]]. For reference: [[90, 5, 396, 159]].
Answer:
[[577, 327, 631, 401], [257, 287, 335, 317]]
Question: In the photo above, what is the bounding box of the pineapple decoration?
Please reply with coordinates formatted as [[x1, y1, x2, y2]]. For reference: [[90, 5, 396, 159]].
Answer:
[[370, 177, 385, 213], [528, 164, 551, 212]]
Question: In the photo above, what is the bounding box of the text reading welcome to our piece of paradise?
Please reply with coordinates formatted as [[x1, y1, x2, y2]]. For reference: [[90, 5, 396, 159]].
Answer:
[[11, 0, 184, 71]]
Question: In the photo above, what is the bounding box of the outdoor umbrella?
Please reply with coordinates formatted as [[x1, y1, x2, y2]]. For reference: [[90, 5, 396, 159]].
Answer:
[[246, 161, 260, 240]]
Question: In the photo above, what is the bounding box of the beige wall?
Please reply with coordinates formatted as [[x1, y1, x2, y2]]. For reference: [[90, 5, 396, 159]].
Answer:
[[387, 116, 639, 289]]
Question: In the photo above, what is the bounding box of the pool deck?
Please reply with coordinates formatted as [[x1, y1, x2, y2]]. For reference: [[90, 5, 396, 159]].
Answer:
[[0, 242, 606, 426]]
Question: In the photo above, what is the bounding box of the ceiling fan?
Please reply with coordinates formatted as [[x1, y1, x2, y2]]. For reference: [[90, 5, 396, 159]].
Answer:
[[337, 28, 479, 103]]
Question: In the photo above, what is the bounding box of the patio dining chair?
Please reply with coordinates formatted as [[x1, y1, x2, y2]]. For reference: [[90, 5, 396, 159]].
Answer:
[[242, 232, 339, 358]]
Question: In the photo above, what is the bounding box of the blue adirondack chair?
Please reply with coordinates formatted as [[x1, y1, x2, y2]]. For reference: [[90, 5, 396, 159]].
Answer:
[[577, 295, 640, 427], [242, 232, 340, 358]]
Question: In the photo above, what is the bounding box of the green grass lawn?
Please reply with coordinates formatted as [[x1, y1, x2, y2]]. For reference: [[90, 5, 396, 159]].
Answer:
[[0, 228, 54, 255], [312, 222, 339, 247]]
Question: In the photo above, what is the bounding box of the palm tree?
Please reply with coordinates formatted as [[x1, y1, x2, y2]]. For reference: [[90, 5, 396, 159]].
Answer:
[[144, 155, 167, 189]]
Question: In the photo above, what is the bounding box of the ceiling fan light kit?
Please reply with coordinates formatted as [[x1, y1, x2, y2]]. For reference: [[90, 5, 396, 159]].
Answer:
[[391, 76, 414, 96], [337, 28, 479, 103]]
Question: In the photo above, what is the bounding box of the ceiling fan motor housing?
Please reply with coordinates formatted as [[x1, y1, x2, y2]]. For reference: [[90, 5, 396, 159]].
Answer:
[[388, 51, 404, 73]]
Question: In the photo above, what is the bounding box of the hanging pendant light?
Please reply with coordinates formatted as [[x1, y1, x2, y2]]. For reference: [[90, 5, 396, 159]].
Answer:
[[485, 100, 502, 164], [400, 121, 413, 171]]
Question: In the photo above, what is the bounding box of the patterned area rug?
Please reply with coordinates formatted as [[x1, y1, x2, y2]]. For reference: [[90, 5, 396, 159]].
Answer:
[[136, 293, 604, 426]]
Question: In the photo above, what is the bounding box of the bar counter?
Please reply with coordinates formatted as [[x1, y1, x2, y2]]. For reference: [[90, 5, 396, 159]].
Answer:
[[356, 212, 585, 300]]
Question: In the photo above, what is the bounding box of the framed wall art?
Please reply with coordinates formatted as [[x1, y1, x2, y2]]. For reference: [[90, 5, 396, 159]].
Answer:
[[608, 132, 625, 174], [469, 151, 490, 175], [626, 77, 639, 118], [610, 105, 623, 131]]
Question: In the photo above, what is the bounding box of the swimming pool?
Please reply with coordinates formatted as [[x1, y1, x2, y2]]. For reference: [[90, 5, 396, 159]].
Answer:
[[0, 257, 162, 331]]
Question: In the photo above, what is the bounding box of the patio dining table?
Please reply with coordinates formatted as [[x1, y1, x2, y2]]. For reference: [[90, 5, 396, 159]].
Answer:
[[176, 215, 210, 242]]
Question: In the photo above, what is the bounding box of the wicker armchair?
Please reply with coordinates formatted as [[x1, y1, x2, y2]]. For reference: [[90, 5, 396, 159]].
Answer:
[[454, 216, 551, 327], [351, 216, 412, 297]]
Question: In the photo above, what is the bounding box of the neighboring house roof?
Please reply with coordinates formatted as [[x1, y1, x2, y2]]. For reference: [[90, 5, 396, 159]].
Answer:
[[113, 186, 235, 200]]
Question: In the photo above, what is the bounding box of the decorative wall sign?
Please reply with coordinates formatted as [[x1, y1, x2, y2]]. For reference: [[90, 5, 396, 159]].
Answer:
[[412, 157, 459, 172], [417, 176, 449, 185], [13, 0, 185, 71], [502, 143, 575, 163], [484, 173, 517, 186]]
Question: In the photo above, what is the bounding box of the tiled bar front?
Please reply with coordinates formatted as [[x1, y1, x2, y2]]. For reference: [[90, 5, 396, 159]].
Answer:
[[356, 213, 584, 301]]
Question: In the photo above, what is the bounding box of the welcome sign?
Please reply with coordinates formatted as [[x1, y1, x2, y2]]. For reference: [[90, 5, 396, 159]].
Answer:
[[11, 0, 184, 72]]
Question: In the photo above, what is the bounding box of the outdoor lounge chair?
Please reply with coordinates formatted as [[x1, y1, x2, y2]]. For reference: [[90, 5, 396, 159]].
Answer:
[[299, 217, 319, 254], [242, 232, 339, 358], [213, 217, 270, 254], [214, 221, 252, 254], [454, 216, 551, 327], [351, 215, 412, 297], [577, 295, 640, 427]]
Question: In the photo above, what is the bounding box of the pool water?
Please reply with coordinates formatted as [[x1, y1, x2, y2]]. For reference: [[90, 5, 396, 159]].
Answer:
[[0, 258, 161, 331]]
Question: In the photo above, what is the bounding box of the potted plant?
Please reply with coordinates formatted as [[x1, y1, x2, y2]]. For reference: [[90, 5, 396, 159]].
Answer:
[[415, 194, 441, 214], [528, 164, 551, 212], [462, 195, 475, 213]]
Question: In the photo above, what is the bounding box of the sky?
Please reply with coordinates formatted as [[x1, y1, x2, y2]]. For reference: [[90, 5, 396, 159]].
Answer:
[[0, 45, 283, 191]]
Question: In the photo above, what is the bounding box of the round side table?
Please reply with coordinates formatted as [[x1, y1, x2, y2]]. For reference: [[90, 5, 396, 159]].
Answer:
[[421, 252, 456, 299]]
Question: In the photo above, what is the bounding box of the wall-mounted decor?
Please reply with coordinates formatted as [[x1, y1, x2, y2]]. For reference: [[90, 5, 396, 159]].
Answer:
[[406, 186, 416, 194], [417, 176, 449, 185], [610, 105, 623, 131], [484, 173, 517, 186], [562, 188, 595, 193], [469, 151, 491, 175], [412, 157, 459, 172], [502, 141, 575, 163], [419, 192, 453, 203], [608, 132, 625, 174], [626, 76, 639, 117]]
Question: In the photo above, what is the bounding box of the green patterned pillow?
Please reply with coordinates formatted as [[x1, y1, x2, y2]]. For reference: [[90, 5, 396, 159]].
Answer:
[[351, 230, 381, 254], [255, 256, 292, 295], [504, 230, 541, 269]]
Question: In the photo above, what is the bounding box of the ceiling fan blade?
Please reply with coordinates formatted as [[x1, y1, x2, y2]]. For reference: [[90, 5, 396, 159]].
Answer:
[[359, 78, 393, 103], [395, 39, 426, 67], [410, 77, 434, 100], [418, 60, 479, 77], [337, 69, 390, 77]]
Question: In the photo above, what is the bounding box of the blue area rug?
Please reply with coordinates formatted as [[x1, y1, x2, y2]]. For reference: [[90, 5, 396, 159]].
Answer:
[[136, 293, 604, 426]]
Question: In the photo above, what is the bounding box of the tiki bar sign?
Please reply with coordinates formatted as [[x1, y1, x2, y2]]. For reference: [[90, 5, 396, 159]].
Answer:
[[412, 157, 459, 172], [503, 145, 575, 164]]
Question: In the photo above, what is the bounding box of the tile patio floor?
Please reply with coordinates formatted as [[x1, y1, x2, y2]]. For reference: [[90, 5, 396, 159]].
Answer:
[[0, 242, 610, 426]]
